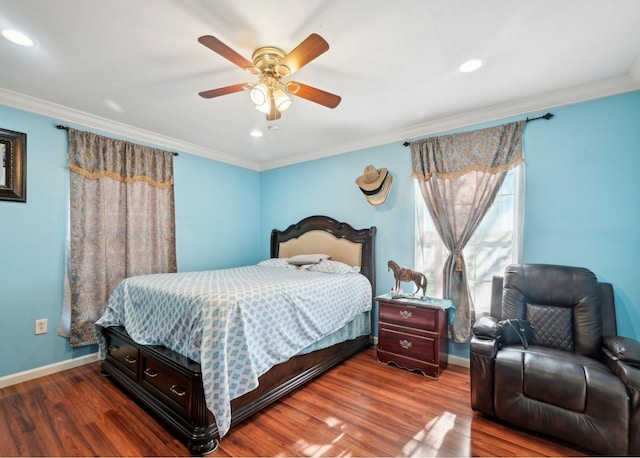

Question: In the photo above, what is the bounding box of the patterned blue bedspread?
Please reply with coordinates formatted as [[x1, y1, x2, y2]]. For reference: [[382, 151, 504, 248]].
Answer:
[[94, 265, 372, 438]]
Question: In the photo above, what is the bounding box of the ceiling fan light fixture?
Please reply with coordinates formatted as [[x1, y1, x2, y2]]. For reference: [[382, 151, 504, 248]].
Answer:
[[198, 33, 341, 119], [273, 87, 291, 111], [254, 98, 272, 115], [249, 82, 269, 105]]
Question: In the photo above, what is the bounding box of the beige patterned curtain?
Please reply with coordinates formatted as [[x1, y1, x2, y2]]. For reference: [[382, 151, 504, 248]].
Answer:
[[61, 128, 177, 346], [411, 121, 525, 342]]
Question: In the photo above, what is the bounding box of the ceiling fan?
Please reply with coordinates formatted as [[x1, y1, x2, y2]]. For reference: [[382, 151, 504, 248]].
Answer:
[[198, 33, 341, 121]]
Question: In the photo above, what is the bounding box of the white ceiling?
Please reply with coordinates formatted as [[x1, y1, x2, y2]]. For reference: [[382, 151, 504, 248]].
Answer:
[[1, 0, 639, 171]]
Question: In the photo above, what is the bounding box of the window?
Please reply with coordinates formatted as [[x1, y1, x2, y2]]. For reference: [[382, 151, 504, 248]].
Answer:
[[415, 165, 524, 317]]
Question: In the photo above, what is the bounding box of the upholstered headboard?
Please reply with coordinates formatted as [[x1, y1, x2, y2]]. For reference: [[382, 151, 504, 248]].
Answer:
[[270, 215, 376, 295]]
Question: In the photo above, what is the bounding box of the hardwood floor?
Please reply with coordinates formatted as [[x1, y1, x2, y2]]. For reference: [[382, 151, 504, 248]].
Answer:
[[0, 348, 589, 457]]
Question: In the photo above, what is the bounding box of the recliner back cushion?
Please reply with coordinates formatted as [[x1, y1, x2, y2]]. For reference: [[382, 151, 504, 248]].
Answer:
[[528, 304, 573, 351], [501, 264, 602, 358]]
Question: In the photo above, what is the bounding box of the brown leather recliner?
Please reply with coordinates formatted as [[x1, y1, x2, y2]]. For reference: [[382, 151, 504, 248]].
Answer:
[[470, 264, 640, 455]]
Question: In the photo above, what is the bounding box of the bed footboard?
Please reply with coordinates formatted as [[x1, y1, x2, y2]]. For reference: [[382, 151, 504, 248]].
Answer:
[[101, 326, 218, 455], [101, 325, 370, 455]]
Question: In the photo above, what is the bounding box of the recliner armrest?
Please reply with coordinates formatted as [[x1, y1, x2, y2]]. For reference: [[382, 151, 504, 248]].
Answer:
[[619, 361, 640, 389], [602, 344, 640, 390], [472, 316, 499, 339], [604, 335, 640, 365], [471, 317, 499, 359], [470, 328, 499, 415], [471, 335, 499, 358], [602, 342, 640, 456]]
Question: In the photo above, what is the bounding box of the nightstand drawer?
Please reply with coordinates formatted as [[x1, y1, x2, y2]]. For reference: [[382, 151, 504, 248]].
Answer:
[[105, 332, 140, 381], [379, 301, 438, 331], [378, 326, 437, 364]]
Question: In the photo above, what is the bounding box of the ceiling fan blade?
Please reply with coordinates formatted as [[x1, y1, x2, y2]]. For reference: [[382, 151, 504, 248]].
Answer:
[[286, 82, 341, 108], [198, 35, 257, 72], [278, 34, 329, 75], [198, 83, 248, 99], [265, 98, 281, 121]]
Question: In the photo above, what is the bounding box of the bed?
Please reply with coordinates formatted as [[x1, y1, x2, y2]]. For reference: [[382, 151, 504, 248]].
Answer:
[[95, 215, 376, 455]]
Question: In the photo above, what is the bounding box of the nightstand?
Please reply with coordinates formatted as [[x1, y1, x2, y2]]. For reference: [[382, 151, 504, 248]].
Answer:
[[375, 294, 454, 378]]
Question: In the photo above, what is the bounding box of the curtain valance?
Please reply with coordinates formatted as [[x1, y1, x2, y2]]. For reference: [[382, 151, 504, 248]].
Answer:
[[410, 121, 526, 180], [67, 128, 174, 189]]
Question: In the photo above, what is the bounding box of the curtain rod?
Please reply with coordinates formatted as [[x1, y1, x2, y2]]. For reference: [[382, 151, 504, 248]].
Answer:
[[402, 112, 554, 147], [55, 124, 179, 156]]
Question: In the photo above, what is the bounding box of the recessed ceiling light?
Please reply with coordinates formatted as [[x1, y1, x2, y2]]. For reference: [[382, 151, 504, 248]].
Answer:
[[250, 130, 263, 137], [1, 29, 34, 47], [459, 58, 485, 73]]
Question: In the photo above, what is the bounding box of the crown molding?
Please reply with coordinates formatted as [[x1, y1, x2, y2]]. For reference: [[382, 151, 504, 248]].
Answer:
[[0, 88, 261, 171], [261, 74, 640, 170], [2, 74, 639, 173]]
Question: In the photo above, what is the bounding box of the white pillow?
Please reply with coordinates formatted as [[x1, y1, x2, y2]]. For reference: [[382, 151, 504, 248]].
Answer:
[[257, 258, 292, 268], [307, 259, 360, 274], [286, 253, 331, 266]]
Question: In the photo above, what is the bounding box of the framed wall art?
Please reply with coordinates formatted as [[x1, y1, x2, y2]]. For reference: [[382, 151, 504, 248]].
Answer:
[[0, 127, 26, 202]]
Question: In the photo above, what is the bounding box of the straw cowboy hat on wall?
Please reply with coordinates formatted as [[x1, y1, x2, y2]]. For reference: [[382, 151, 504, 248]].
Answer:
[[355, 164, 393, 206]]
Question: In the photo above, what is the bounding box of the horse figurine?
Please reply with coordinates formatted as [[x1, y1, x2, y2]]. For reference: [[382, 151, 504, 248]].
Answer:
[[387, 260, 428, 297]]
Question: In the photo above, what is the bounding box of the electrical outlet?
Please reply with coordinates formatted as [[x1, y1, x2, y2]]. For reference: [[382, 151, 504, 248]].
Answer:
[[35, 318, 48, 335]]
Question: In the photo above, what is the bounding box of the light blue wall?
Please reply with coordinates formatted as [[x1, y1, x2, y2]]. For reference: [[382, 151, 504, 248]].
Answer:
[[522, 92, 640, 338], [1, 90, 638, 377], [0, 105, 82, 376], [0, 104, 260, 377], [259, 144, 415, 280], [175, 154, 260, 272], [260, 91, 640, 357]]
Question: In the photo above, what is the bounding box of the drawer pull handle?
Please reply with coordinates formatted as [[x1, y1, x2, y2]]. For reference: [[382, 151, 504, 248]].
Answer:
[[399, 310, 413, 319], [170, 385, 187, 397], [124, 355, 137, 364], [108, 345, 119, 352], [399, 339, 413, 349], [144, 368, 158, 378]]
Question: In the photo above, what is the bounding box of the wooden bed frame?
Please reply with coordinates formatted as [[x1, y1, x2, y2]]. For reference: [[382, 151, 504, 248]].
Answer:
[[100, 215, 376, 455]]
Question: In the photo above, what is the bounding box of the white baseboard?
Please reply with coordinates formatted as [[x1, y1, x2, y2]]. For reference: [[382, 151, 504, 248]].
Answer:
[[0, 343, 470, 390], [447, 354, 470, 368], [0, 353, 100, 389]]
